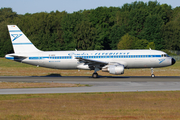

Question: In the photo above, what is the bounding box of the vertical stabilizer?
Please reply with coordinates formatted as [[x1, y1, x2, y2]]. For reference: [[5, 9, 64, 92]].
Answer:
[[7, 25, 41, 53]]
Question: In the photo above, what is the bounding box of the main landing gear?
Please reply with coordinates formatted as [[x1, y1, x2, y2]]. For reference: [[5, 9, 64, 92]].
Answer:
[[92, 67, 156, 78], [151, 68, 155, 78], [92, 72, 98, 78], [92, 67, 100, 78]]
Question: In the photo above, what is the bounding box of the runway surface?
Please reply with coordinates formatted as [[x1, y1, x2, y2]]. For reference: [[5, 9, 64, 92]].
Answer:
[[0, 76, 180, 94]]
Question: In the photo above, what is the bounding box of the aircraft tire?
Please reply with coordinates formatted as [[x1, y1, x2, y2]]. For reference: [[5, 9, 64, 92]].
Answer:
[[151, 74, 155, 78], [92, 73, 98, 78]]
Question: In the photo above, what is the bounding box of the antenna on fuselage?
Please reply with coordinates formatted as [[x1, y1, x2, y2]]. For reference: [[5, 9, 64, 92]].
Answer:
[[149, 48, 151, 50], [75, 49, 77, 51]]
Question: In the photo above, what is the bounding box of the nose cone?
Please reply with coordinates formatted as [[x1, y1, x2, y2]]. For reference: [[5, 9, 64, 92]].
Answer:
[[171, 58, 176, 65]]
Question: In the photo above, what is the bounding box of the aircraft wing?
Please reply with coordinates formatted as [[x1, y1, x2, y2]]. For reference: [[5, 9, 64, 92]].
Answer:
[[76, 57, 108, 66], [75, 57, 125, 71]]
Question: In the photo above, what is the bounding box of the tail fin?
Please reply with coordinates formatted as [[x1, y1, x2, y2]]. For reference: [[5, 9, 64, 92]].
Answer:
[[7, 25, 41, 53]]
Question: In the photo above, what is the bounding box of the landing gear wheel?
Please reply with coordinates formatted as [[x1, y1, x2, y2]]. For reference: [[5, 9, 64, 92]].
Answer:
[[151, 74, 155, 78], [92, 73, 98, 78], [151, 68, 155, 78]]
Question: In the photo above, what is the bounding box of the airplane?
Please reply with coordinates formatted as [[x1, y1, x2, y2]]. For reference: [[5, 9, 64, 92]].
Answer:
[[5, 25, 176, 78]]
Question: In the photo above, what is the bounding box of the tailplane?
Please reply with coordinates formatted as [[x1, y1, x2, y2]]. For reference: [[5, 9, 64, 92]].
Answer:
[[7, 25, 41, 53]]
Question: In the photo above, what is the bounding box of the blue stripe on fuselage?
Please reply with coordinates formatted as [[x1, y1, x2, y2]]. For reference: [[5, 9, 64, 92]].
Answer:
[[28, 55, 161, 60]]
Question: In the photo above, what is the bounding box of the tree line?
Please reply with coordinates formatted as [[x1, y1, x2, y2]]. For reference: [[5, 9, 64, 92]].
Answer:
[[0, 1, 180, 57]]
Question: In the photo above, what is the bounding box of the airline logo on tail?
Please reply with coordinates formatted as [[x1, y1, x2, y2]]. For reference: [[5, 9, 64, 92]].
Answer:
[[11, 34, 22, 41]]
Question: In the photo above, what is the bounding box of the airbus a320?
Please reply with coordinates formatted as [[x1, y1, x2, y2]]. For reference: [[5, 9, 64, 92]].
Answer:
[[5, 25, 176, 78]]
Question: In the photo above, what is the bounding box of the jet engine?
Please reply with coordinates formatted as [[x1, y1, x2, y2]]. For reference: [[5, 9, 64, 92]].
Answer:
[[102, 65, 124, 75]]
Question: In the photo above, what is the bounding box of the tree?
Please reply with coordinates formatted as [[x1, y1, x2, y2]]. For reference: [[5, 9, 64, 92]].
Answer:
[[109, 24, 126, 50], [134, 39, 149, 49], [117, 33, 155, 50], [138, 15, 164, 50], [117, 33, 137, 49], [162, 15, 180, 50], [146, 42, 155, 50], [0, 8, 17, 56], [0, 8, 17, 23], [0, 3, 179, 57]]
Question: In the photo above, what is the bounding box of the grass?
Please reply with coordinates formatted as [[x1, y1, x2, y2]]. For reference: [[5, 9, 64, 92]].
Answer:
[[0, 82, 85, 89], [0, 91, 180, 119], [0, 58, 180, 76], [0, 58, 180, 119]]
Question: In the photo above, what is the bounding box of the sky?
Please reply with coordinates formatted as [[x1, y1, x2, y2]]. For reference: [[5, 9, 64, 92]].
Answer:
[[1, 0, 180, 15]]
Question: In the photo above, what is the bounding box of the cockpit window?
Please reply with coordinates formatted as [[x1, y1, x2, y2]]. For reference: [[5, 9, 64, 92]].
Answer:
[[161, 54, 169, 57]]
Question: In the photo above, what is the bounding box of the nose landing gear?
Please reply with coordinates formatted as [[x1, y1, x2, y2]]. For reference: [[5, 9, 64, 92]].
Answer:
[[151, 68, 155, 78]]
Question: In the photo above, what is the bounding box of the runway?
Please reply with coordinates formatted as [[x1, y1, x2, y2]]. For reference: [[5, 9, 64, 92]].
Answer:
[[0, 76, 180, 94]]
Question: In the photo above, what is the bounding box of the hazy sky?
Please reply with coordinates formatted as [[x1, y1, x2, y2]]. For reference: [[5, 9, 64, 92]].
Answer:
[[1, 0, 180, 14]]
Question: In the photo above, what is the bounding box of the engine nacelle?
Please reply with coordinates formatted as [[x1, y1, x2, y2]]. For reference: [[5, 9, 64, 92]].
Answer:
[[102, 65, 124, 75]]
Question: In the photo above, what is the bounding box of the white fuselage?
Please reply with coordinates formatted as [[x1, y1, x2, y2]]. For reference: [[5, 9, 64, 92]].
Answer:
[[6, 49, 173, 70]]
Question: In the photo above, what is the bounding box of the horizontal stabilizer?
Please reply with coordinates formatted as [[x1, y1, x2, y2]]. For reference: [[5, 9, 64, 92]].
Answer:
[[5, 54, 27, 61]]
